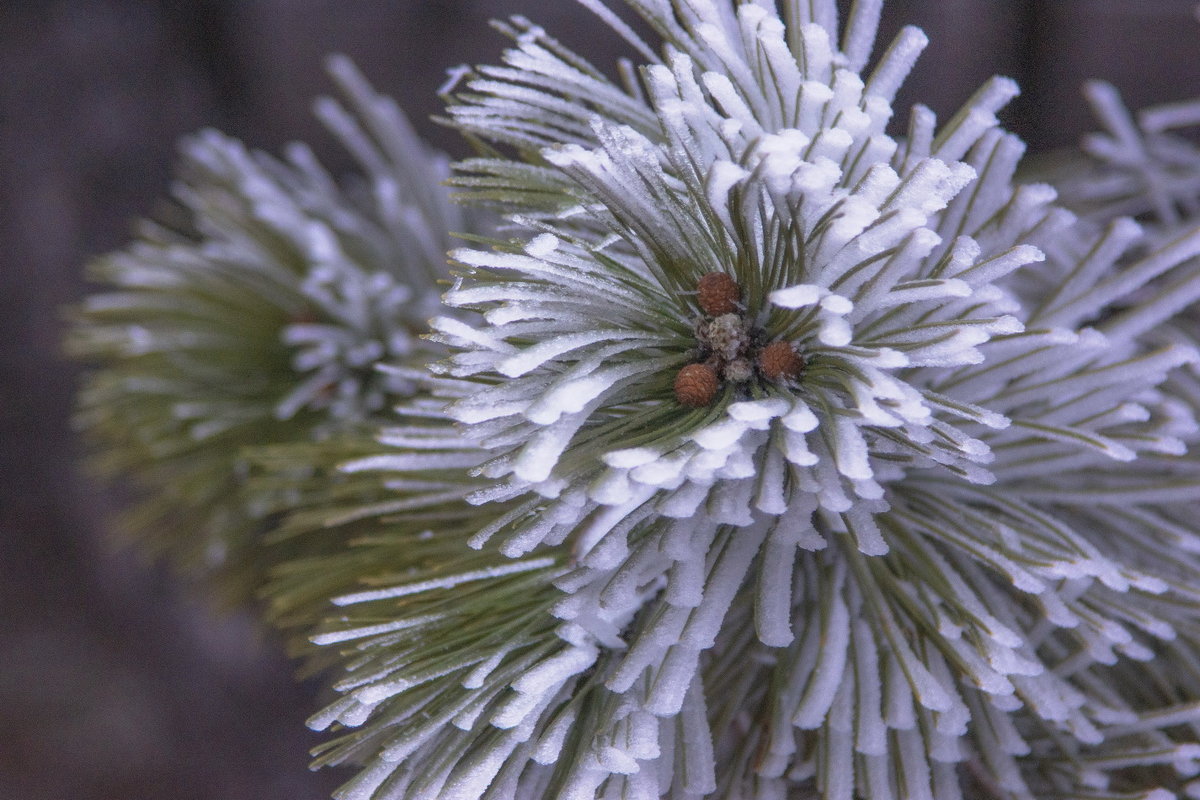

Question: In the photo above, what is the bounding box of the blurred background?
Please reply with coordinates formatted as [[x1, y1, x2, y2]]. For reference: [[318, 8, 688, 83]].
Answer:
[[1, 1, 1197, 798]]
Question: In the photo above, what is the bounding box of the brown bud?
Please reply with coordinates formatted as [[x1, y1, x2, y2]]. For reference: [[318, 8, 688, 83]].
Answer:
[[697, 271, 741, 316], [674, 363, 720, 407], [758, 341, 805, 382]]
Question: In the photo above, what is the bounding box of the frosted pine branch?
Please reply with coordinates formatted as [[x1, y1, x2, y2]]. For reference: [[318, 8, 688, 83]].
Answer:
[[68, 57, 467, 601], [1052, 81, 1200, 235], [334, 2, 1200, 798]]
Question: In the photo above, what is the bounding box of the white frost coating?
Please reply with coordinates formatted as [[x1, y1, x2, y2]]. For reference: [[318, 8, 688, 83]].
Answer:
[[525, 232, 560, 256], [782, 428, 820, 467], [690, 417, 750, 450], [309, 614, 445, 645], [831, 416, 872, 481], [769, 283, 824, 308], [864, 25, 927, 102], [602, 447, 663, 469], [781, 400, 820, 432], [726, 397, 791, 424], [331, 557, 556, 605], [511, 644, 598, 700], [496, 330, 651, 378], [792, 582, 851, 728], [852, 619, 888, 756], [646, 646, 701, 716], [340, 452, 486, 473], [512, 414, 590, 483], [844, 505, 889, 556], [755, 537, 796, 647], [706, 160, 751, 232], [822, 691, 855, 800]]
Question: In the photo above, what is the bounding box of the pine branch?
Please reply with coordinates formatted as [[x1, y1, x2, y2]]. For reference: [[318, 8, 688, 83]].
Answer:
[[68, 57, 468, 603]]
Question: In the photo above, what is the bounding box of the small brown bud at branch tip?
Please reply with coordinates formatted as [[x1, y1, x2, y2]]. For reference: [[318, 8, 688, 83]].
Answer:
[[674, 363, 720, 407], [758, 341, 804, 382], [697, 272, 741, 316]]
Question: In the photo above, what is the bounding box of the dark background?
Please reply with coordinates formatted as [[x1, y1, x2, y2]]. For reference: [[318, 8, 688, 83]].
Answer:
[[2, 2, 1197, 798]]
